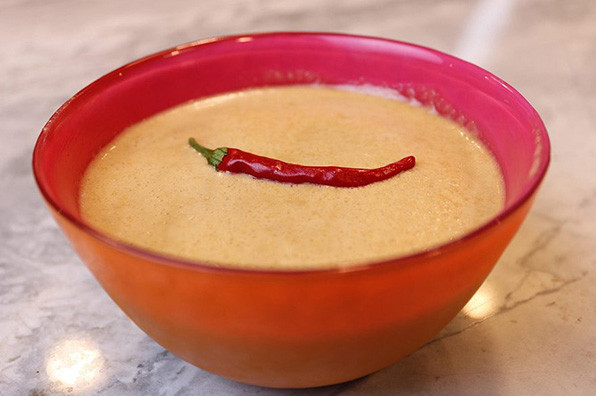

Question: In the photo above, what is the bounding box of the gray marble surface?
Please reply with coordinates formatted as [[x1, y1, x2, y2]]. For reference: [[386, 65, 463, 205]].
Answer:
[[1, 0, 595, 394]]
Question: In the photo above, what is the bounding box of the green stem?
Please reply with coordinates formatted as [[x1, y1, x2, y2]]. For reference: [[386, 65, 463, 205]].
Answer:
[[188, 138, 228, 168]]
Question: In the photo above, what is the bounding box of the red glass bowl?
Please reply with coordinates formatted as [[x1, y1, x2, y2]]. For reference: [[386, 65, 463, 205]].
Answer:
[[33, 32, 549, 388]]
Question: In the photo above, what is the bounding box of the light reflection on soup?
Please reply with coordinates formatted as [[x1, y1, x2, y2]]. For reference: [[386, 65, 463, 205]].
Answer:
[[80, 86, 504, 270]]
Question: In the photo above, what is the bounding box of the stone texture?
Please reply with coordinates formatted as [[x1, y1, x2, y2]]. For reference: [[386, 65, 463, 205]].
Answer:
[[1, 0, 595, 394]]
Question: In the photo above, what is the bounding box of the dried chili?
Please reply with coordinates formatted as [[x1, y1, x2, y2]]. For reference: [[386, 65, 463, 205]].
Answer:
[[189, 138, 415, 188]]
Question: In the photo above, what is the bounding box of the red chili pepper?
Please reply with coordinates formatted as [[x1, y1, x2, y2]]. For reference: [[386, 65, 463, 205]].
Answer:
[[188, 138, 415, 188]]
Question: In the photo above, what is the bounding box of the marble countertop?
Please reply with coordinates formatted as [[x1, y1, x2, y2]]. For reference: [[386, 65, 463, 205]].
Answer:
[[1, 0, 595, 394]]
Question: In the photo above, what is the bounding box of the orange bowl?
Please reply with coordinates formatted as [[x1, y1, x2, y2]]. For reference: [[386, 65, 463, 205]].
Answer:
[[32, 33, 549, 388]]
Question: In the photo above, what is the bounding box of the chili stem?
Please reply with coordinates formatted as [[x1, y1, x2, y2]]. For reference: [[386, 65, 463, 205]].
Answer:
[[188, 138, 227, 168]]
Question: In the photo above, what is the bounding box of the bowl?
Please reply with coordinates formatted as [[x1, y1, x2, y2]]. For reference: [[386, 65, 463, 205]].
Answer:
[[32, 32, 550, 388]]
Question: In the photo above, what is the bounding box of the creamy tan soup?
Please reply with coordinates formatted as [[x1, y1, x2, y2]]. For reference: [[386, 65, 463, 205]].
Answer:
[[80, 86, 505, 270]]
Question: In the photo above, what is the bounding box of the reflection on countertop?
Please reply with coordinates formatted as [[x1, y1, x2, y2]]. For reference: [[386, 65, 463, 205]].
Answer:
[[1, 0, 595, 395], [46, 339, 105, 393], [462, 282, 497, 320]]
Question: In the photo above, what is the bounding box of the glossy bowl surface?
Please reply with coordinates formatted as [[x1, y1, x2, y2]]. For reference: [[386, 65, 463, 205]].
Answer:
[[33, 32, 549, 388]]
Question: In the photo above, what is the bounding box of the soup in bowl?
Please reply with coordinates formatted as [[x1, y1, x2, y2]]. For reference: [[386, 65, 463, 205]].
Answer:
[[33, 32, 549, 388]]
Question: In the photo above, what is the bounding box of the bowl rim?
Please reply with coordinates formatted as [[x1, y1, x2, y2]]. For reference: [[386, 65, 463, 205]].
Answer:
[[32, 31, 551, 276]]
